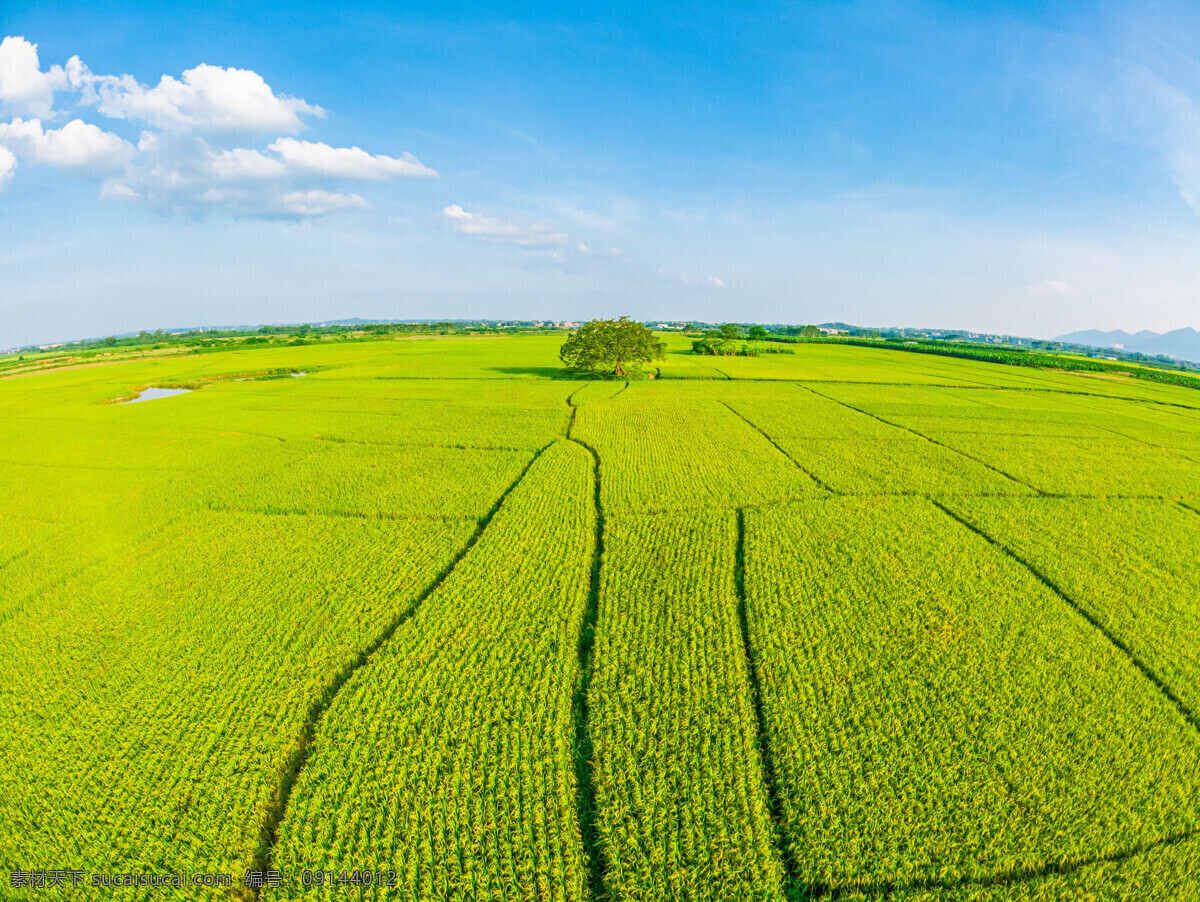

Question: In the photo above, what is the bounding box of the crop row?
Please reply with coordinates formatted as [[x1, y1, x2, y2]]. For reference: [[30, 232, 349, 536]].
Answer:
[[571, 385, 821, 513], [589, 510, 784, 900], [940, 498, 1200, 718], [0, 511, 474, 894], [266, 439, 596, 900], [213, 440, 535, 521], [741, 496, 1200, 894]]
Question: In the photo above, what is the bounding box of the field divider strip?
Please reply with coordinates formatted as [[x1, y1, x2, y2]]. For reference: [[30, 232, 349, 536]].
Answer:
[[796, 379, 1200, 412], [206, 503, 485, 524], [809, 827, 1197, 900], [932, 500, 1200, 734], [306, 435, 536, 453], [734, 508, 802, 890], [244, 440, 555, 901], [799, 384, 1047, 495], [564, 386, 607, 899], [718, 400, 837, 493]]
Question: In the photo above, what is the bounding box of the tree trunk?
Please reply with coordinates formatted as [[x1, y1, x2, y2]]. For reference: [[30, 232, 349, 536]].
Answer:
[[613, 360, 627, 377]]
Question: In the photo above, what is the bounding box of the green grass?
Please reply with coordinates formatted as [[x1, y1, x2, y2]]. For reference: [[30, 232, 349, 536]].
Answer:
[[0, 332, 1197, 900]]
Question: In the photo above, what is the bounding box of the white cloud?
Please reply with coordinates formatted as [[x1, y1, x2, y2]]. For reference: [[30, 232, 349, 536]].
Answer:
[[100, 179, 139, 200], [270, 138, 435, 179], [279, 189, 370, 216], [0, 36, 436, 218], [78, 63, 324, 134], [1129, 69, 1200, 216], [1028, 279, 1076, 295], [0, 37, 69, 118], [0, 145, 16, 190], [443, 204, 568, 246], [209, 146, 289, 180], [210, 138, 436, 181], [441, 203, 648, 276], [0, 117, 133, 175]]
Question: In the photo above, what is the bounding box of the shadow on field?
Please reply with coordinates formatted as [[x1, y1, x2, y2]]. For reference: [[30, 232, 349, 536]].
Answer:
[[487, 366, 588, 379]]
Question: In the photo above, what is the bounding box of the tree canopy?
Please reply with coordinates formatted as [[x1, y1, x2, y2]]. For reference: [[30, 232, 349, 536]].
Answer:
[[559, 317, 666, 377]]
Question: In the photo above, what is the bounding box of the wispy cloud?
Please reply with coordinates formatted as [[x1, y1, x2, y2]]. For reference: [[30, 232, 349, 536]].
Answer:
[[657, 268, 725, 288], [1028, 279, 1076, 296], [0, 35, 435, 216], [443, 204, 568, 246], [1127, 66, 1200, 216]]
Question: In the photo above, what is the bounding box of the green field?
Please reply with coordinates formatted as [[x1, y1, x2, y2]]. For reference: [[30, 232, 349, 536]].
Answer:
[[1, 332, 1198, 900]]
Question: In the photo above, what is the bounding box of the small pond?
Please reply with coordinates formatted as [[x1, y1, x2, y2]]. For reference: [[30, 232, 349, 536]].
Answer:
[[125, 387, 193, 403]]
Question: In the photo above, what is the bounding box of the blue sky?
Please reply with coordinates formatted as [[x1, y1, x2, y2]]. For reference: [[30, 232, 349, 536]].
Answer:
[[2, 0, 1200, 347]]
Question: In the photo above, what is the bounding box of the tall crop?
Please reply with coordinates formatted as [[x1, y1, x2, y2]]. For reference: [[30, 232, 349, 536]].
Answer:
[[2, 333, 1199, 898], [267, 440, 596, 901], [571, 384, 822, 513], [0, 512, 474, 895], [743, 497, 1200, 895], [590, 510, 785, 901], [941, 498, 1200, 716], [721, 390, 1030, 496]]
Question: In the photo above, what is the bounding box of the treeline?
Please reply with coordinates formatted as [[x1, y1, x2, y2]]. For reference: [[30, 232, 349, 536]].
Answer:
[[781, 335, 1200, 392], [6, 321, 471, 362], [691, 324, 800, 356]]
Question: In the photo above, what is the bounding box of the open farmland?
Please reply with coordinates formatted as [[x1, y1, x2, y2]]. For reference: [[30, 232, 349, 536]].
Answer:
[[1, 332, 1198, 901]]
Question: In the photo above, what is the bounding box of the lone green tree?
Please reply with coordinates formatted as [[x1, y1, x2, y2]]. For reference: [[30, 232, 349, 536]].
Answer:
[[559, 317, 666, 377]]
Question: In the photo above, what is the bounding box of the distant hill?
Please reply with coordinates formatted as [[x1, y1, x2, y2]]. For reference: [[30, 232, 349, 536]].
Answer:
[[1055, 327, 1200, 365]]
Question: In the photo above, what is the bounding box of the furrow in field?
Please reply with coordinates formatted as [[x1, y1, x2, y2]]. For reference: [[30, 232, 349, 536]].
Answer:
[[589, 509, 786, 901], [799, 384, 1044, 494], [937, 497, 1200, 725], [718, 400, 836, 492], [570, 384, 822, 514], [247, 442, 553, 898], [266, 440, 596, 901], [743, 496, 1200, 897]]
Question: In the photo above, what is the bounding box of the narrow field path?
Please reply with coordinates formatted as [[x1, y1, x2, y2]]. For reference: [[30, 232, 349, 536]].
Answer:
[[566, 384, 608, 900], [800, 828, 1198, 899]]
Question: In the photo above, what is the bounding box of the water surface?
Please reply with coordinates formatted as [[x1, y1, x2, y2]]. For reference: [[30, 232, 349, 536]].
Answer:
[[126, 387, 192, 403]]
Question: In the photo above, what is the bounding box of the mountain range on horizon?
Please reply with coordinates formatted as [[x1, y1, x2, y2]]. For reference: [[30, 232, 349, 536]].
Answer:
[[1055, 327, 1200, 365]]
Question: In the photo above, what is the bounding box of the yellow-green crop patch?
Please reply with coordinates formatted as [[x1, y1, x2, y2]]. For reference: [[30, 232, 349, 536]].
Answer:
[[268, 440, 595, 901], [1, 332, 1198, 900], [0, 510, 475, 884], [572, 383, 824, 513], [214, 441, 535, 520], [591, 510, 784, 900], [744, 497, 1200, 895], [940, 498, 1200, 717]]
